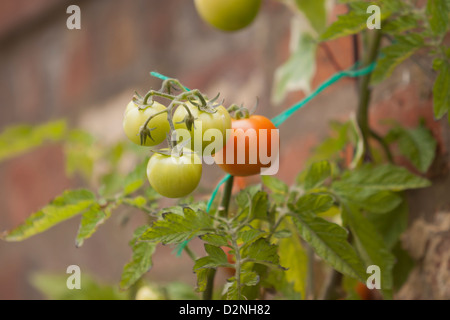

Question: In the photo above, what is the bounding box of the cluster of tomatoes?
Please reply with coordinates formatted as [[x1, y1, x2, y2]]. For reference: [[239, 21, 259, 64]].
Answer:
[[122, 83, 277, 199]]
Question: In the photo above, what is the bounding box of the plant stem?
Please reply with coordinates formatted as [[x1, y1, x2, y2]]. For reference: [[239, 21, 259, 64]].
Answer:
[[218, 175, 234, 218], [357, 29, 382, 163], [370, 129, 393, 163], [183, 246, 197, 261], [203, 175, 234, 300], [306, 244, 315, 300]]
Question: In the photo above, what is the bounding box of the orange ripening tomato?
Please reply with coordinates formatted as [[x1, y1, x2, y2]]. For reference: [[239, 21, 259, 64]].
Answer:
[[214, 115, 279, 177], [355, 282, 375, 300]]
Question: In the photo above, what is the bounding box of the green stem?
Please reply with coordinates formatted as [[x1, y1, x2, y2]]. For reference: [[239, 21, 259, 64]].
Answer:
[[183, 246, 197, 261], [203, 176, 234, 300], [356, 29, 382, 163], [370, 129, 393, 163]]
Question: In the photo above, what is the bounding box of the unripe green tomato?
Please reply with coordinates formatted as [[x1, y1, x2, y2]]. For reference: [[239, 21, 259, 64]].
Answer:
[[147, 148, 202, 198], [123, 101, 170, 147], [194, 0, 262, 32], [173, 102, 231, 155]]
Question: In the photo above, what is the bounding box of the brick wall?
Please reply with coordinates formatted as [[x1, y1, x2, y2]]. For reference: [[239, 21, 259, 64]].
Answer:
[[0, 1, 448, 299]]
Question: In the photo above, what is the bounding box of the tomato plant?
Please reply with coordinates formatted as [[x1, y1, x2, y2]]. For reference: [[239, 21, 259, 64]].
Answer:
[[194, 0, 262, 32], [214, 115, 278, 176], [0, 0, 448, 302], [147, 148, 202, 199]]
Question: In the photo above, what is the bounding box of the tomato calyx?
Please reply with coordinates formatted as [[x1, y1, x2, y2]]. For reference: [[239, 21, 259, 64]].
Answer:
[[227, 97, 259, 120]]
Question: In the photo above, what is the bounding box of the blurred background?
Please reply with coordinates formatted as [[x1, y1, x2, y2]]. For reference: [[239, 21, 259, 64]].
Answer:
[[0, 0, 448, 299]]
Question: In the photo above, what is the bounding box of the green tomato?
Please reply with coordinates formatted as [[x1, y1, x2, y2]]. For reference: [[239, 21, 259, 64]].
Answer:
[[173, 102, 231, 155], [123, 101, 170, 146], [194, 0, 262, 32], [147, 148, 202, 198]]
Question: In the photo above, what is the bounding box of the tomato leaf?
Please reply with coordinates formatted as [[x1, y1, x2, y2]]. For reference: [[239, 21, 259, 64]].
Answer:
[[1, 189, 96, 242], [371, 34, 424, 84], [432, 61, 450, 121], [367, 198, 408, 250], [123, 159, 148, 196], [261, 176, 288, 195], [295, 193, 335, 215], [293, 0, 328, 34], [343, 205, 396, 299], [194, 244, 231, 270], [332, 184, 403, 214], [304, 160, 332, 190], [139, 207, 214, 244], [75, 203, 113, 248], [292, 211, 366, 282], [278, 224, 308, 298], [395, 125, 437, 173], [335, 164, 430, 191], [120, 225, 157, 290], [200, 234, 229, 247], [241, 238, 281, 268], [426, 0, 449, 35], [272, 26, 317, 104]]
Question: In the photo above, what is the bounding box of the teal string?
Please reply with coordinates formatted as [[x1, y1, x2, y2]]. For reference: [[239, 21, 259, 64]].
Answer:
[[151, 61, 377, 257]]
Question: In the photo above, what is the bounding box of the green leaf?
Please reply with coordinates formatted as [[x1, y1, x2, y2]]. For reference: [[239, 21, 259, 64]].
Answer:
[[123, 159, 148, 196], [236, 185, 262, 208], [294, 0, 328, 33], [2, 189, 96, 242], [432, 61, 450, 121], [195, 268, 209, 293], [75, 204, 111, 248], [292, 212, 366, 282], [64, 129, 96, 180], [261, 176, 288, 194], [321, 2, 390, 41], [343, 206, 396, 299], [31, 273, 128, 300], [372, 34, 424, 84], [332, 184, 403, 214], [426, 0, 449, 35], [120, 225, 157, 290], [0, 120, 67, 162], [194, 244, 230, 270], [336, 164, 431, 191], [392, 242, 415, 290], [278, 227, 308, 298], [236, 189, 269, 221], [383, 15, 419, 34], [238, 229, 267, 246], [367, 198, 408, 250], [304, 160, 332, 190], [396, 125, 437, 173], [241, 238, 281, 267], [122, 196, 148, 209], [295, 193, 335, 215], [139, 207, 214, 244], [272, 28, 317, 104], [200, 234, 229, 247]]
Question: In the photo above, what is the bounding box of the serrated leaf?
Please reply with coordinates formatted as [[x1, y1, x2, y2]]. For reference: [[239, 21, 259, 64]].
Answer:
[[236, 189, 269, 221], [194, 244, 230, 270], [278, 228, 307, 298], [238, 229, 267, 248], [200, 234, 229, 247], [426, 0, 449, 35], [139, 207, 214, 244], [433, 62, 450, 121], [64, 129, 96, 180], [294, 0, 328, 34], [367, 198, 408, 250], [226, 271, 260, 300], [383, 15, 419, 34], [0, 120, 67, 162], [261, 176, 288, 194], [120, 225, 157, 290], [396, 125, 437, 173], [241, 238, 281, 267], [122, 196, 148, 209], [2, 189, 96, 242], [123, 159, 148, 196], [343, 206, 396, 299], [304, 160, 332, 190], [321, 2, 390, 41], [372, 34, 423, 84], [195, 268, 209, 293], [236, 185, 262, 207], [273, 27, 317, 104], [273, 229, 292, 239], [75, 204, 111, 248], [332, 184, 402, 214], [295, 193, 335, 215], [292, 212, 366, 282], [336, 164, 430, 191]]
